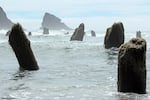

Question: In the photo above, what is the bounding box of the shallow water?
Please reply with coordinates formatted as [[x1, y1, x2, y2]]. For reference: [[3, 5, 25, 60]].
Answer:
[[0, 31, 150, 100]]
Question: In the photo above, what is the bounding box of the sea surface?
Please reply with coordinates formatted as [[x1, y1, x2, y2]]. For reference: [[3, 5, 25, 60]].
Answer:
[[0, 30, 150, 100]]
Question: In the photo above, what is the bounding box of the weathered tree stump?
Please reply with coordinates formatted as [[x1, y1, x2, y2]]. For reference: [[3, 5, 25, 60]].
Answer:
[[70, 23, 85, 41], [6, 30, 11, 36], [43, 27, 49, 34], [136, 30, 141, 38], [118, 38, 146, 94], [104, 22, 124, 49], [91, 30, 96, 37], [28, 32, 32, 36], [9, 23, 39, 71]]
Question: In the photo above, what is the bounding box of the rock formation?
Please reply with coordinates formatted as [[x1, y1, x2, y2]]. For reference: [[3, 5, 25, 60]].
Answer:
[[0, 7, 13, 30], [41, 12, 71, 30], [118, 38, 147, 94], [104, 22, 124, 49], [70, 23, 85, 41], [91, 30, 96, 37], [9, 23, 39, 71]]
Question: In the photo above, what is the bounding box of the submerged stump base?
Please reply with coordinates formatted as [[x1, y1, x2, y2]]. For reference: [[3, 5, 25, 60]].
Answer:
[[118, 38, 147, 94]]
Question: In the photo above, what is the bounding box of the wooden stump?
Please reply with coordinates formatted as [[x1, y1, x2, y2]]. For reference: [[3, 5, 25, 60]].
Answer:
[[104, 22, 124, 49], [136, 31, 141, 38], [9, 23, 39, 71], [43, 27, 49, 34], [118, 38, 146, 94], [91, 30, 96, 37], [70, 23, 85, 41]]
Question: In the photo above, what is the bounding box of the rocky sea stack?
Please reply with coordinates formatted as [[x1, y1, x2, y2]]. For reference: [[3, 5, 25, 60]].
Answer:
[[118, 38, 147, 94], [41, 12, 71, 30], [9, 23, 39, 71], [0, 7, 13, 30], [104, 22, 124, 49], [70, 23, 85, 41]]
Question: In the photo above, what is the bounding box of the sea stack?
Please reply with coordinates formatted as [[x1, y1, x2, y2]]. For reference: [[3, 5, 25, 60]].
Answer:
[[118, 38, 146, 94], [9, 23, 39, 71], [41, 12, 71, 30], [70, 23, 85, 41], [104, 22, 124, 49], [0, 7, 13, 30]]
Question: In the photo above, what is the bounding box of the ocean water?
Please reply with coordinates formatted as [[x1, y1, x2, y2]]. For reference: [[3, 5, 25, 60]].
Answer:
[[0, 30, 150, 100]]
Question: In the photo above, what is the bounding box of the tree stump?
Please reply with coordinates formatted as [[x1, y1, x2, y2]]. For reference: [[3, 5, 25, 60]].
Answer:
[[136, 31, 141, 38], [91, 30, 96, 37], [9, 23, 39, 71], [70, 23, 85, 41], [118, 38, 146, 94], [104, 22, 124, 49], [43, 27, 49, 34]]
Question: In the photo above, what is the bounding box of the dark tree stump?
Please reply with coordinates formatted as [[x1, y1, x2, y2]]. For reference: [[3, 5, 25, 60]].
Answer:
[[43, 27, 49, 34], [6, 30, 11, 36], [136, 31, 141, 38], [70, 23, 85, 41], [104, 22, 124, 49], [118, 38, 146, 94], [9, 23, 39, 71], [28, 32, 32, 36], [91, 30, 96, 37]]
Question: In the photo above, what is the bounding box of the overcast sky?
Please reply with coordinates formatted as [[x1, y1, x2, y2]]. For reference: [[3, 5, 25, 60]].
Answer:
[[1, 0, 150, 31]]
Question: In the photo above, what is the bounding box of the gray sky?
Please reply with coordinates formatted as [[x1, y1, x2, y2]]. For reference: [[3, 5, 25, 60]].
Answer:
[[1, 0, 150, 31]]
